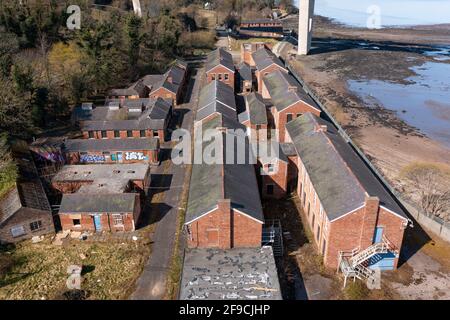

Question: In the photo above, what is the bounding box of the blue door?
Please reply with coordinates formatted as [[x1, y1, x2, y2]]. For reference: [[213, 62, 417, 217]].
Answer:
[[373, 226, 384, 243], [93, 215, 102, 232]]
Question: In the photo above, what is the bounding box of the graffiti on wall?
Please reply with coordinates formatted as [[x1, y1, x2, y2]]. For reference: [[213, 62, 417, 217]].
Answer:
[[125, 152, 148, 161], [80, 154, 105, 163]]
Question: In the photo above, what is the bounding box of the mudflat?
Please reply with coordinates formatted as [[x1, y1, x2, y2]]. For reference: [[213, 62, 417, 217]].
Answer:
[[279, 16, 450, 193]]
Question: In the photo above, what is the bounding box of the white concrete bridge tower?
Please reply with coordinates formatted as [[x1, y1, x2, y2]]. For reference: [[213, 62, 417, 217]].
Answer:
[[298, 0, 315, 55]]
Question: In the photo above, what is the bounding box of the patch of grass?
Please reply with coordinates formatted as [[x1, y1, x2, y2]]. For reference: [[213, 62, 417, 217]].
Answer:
[[0, 236, 151, 300], [344, 280, 370, 300]]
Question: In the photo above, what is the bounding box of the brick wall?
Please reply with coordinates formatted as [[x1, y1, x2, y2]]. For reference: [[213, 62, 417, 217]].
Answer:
[[82, 129, 165, 141], [0, 208, 55, 244], [150, 87, 178, 106], [274, 102, 321, 142], [260, 160, 288, 199], [65, 149, 159, 165], [206, 66, 235, 90], [186, 200, 262, 249], [256, 65, 287, 94], [60, 211, 137, 233]]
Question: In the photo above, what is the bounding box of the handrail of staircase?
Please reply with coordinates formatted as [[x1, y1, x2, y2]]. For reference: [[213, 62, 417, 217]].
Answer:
[[382, 234, 400, 256]]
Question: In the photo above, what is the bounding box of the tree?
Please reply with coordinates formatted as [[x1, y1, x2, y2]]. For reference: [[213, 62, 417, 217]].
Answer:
[[31, 87, 48, 127], [11, 64, 34, 94], [0, 31, 20, 78], [401, 162, 450, 220], [125, 14, 143, 70], [156, 12, 182, 55], [0, 132, 18, 197], [0, 80, 35, 137]]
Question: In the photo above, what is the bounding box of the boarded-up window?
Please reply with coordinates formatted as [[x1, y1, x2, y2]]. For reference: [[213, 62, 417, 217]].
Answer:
[[206, 229, 219, 247], [10, 225, 26, 238]]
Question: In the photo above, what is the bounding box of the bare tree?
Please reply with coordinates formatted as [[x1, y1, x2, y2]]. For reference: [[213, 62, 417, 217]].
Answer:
[[401, 162, 450, 221]]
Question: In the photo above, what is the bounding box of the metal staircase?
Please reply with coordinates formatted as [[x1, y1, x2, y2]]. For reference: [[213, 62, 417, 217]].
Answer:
[[262, 219, 283, 257], [338, 235, 398, 287]]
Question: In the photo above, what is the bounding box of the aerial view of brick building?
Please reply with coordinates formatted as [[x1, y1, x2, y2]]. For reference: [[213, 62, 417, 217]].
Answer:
[[238, 19, 284, 39], [238, 92, 268, 141], [54, 163, 149, 233], [286, 113, 410, 274], [263, 70, 321, 142], [236, 62, 253, 93], [0, 155, 54, 244], [108, 60, 187, 106], [63, 138, 160, 165], [240, 42, 271, 67], [252, 47, 288, 93], [74, 97, 172, 141], [184, 119, 264, 249], [205, 48, 235, 90], [196, 80, 238, 122]]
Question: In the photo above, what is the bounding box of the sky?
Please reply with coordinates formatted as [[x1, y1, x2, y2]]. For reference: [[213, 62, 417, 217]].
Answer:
[[294, 0, 450, 27]]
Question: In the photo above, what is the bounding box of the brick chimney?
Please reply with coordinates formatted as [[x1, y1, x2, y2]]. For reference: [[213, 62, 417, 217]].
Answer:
[[360, 196, 380, 248], [217, 199, 232, 249]]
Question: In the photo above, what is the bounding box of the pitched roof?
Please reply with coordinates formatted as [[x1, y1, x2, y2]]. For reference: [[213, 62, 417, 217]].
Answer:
[[205, 48, 235, 73], [0, 155, 51, 226], [252, 47, 286, 72], [197, 81, 237, 121], [237, 62, 252, 81], [285, 113, 407, 221], [263, 70, 320, 112], [59, 193, 137, 213], [185, 120, 263, 225], [64, 137, 159, 152], [244, 92, 267, 125]]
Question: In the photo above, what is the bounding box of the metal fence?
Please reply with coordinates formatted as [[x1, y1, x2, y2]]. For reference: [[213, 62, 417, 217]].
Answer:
[[284, 58, 450, 243]]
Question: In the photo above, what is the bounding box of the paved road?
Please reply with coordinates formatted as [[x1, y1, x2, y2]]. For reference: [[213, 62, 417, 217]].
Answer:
[[130, 63, 204, 300]]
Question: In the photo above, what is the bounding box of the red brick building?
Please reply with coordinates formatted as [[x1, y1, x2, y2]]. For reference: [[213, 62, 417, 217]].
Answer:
[[53, 164, 150, 233], [0, 156, 54, 244], [238, 92, 268, 142], [252, 47, 288, 94], [240, 42, 272, 67], [63, 138, 160, 165], [285, 113, 410, 274], [108, 60, 187, 106], [236, 62, 253, 93], [185, 111, 263, 249], [58, 193, 141, 232], [238, 19, 284, 39], [262, 70, 321, 142], [73, 98, 172, 141], [205, 48, 235, 90], [196, 80, 238, 122]]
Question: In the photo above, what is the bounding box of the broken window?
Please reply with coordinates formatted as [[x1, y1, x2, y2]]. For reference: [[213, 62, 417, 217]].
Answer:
[[140, 130, 146, 138], [88, 131, 94, 139], [101, 130, 107, 138], [112, 214, 124, 226], [286, 113, 293, 123], [127, 130, 133, 138], [30, 220, 42, 232], [224, 73, 229, 80], [114, 130, 120, 138], [73, 219, 81, 226]]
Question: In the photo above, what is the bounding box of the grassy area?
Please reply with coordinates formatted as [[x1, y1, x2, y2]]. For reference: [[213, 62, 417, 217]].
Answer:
[[229, 37, 279, 51], [0, 235, 152, 300]]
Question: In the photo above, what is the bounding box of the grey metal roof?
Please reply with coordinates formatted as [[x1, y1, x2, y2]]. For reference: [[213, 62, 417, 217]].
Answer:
[[245, 92, 267, 125], [180, 246, 282, 300], [285, 113, 407, 221], [252, 47, 286, 72], [205, 48, 235, 73], [59, 193, 137, 213], [280, 142, 297, 156], [64, 137, 159, 152], [237, 62, 252, 81], [196, 101, 237, 122], [185, 120, 263, 224], [263, 70, 319, 112]]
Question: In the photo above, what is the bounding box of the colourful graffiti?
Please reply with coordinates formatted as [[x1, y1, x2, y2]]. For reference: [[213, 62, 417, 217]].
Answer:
[[125, 152, 147, 161], [80, 154, 105, 163]]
